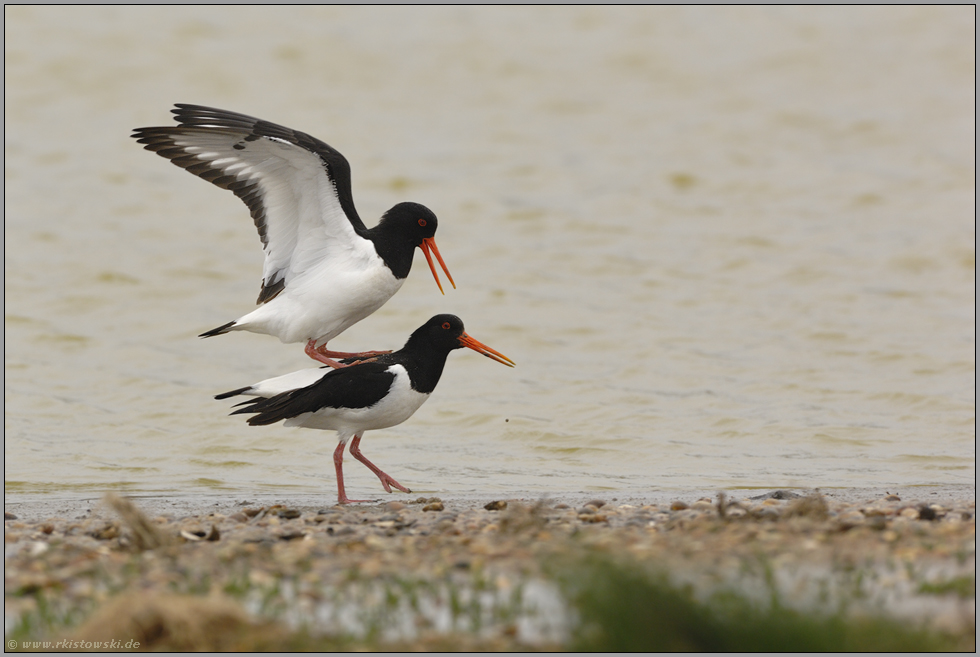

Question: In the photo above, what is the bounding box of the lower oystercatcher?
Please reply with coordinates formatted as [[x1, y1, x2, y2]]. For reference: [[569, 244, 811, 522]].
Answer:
[[216, 315, 514, 504], [132, 105, 455, 368]]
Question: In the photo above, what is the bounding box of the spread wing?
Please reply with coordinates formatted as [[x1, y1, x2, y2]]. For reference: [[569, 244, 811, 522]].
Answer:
[[132, 104, 368, 304]]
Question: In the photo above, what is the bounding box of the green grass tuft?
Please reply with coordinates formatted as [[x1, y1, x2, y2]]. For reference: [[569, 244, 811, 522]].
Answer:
[[917, 575, 975, 600], [556, 555, 973, 652]]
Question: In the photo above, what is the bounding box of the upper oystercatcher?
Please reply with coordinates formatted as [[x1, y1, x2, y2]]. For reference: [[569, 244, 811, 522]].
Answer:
[[132, 104, 455, 367], [217, 315, 514, 504]]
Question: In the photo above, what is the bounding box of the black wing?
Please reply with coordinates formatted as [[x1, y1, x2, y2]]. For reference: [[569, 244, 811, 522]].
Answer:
[[230, 362, 396, 426]]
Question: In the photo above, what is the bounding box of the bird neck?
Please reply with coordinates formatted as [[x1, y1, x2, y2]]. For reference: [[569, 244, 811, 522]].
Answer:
[[396, 348, 452, 394], [367, 229, 415, 280]]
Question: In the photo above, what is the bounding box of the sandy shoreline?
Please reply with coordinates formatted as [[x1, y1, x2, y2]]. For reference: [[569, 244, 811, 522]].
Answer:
[[5, 484, 975, 520]]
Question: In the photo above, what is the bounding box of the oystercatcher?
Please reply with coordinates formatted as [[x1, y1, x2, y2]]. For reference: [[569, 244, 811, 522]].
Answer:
[[132, 104, 455, 367], [217, 315, 514, 504]]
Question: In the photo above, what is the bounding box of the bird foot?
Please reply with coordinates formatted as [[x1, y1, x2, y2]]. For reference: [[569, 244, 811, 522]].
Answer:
[[377, 473, 411, 495], [305, 341, 392, 368], [337, 496, 376, 505]]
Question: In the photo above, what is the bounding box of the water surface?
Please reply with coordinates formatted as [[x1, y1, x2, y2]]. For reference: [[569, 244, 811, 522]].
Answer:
[[5, 6, 975, 501]]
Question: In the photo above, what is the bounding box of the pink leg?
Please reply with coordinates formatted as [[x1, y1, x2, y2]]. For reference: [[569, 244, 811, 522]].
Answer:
[[318, 346, 392, 358], [305, 340, 391, 368], [349, 433, 411, 494], [333, 440, 373, 504], [305, 340, 349, 369]]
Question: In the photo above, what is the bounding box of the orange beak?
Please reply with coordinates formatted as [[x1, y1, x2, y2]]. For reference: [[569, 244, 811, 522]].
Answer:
[[420, 237, 455, 295], [458, 332, 516, 367]]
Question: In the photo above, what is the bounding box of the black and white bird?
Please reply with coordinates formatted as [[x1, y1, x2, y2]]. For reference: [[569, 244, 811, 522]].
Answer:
[[217, 315, 514, 505], [132, 104, 455, 367]]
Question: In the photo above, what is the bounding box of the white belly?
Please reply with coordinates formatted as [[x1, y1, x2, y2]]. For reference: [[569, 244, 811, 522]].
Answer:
[[234, 255, 404, 345]]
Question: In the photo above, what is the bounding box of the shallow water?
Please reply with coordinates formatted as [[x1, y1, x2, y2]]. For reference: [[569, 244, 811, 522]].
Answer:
[[4, 6, 975, 502]]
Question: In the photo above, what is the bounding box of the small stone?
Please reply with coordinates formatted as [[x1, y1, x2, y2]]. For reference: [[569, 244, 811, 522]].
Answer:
[[900, 507, 919, 519], [918, 505, 938, 521], [868, 516, 888, 530], [692, 500, 715, 511], [577, 506, 596, 515], [884, 494, 901, 501], [278, 529, 305, 541], [384, 501, 406, 512], [584, 499, 607, 508], [40, 523, 54, 535], [750, 490, 802, 501], [484, 500, 508, 511], [423, 502, 444, 512], [787, 495, 829, 520], [242, 507, 263, 518], [670, 501, 689, 511], [27, 541, 48, 556], [229, 512, 249, 523], [89, 523, 120, 540], [579, 514, 608, 523], [5, 512, 18, 520]]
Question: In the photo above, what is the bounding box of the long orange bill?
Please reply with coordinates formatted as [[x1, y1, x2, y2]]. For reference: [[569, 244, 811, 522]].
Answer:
[[420, 238, 456, 295], [458, 333, 516, 367]]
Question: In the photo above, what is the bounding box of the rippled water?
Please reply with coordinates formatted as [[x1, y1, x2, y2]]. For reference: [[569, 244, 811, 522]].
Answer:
[[5, 7, 975, 502]]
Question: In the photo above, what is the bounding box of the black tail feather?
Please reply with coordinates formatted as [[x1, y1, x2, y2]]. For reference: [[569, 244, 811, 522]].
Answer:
[[229, 396, 273, 416], [199, 321, 236, 338], [223, 389, 306, 426], [214, 386, 252, 400]]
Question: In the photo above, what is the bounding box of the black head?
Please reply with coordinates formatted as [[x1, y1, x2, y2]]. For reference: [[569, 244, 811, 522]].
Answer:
[[378, 202, 438, 246], [405, 315, 515, 367], [373, 202, 454, 292]]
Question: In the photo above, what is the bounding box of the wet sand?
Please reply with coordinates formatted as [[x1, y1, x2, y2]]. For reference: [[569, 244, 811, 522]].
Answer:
[[4, 485, 974, 521]]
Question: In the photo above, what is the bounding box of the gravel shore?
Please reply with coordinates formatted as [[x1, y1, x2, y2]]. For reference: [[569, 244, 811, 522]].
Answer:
[[5, 486, 975, 650]]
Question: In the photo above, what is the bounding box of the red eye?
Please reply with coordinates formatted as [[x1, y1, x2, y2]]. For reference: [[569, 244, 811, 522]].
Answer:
[[442, 322, 451, 329], [418, 219, 427, 227]]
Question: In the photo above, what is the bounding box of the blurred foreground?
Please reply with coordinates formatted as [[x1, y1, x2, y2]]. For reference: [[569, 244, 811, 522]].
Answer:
[[5, 490, 975, 651]]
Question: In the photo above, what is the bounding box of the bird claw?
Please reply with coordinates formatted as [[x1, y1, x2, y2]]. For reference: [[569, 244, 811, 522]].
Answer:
[[378, 474, 411, 494]]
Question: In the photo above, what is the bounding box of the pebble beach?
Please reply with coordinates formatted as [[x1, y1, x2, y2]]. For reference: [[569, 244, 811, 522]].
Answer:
[[5, 486, 975, 650]]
